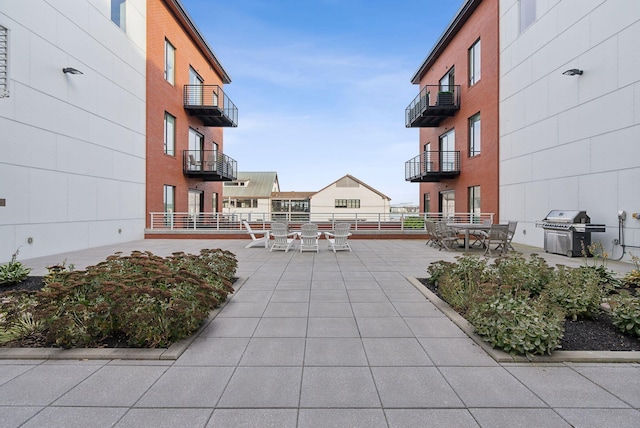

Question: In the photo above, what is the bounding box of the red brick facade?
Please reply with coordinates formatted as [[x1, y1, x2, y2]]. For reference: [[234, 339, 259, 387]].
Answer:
[[414, 0, 499, 219], [146, 0, 229, 227]]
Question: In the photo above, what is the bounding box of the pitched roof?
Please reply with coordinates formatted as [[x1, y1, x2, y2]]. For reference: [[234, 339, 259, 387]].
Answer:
[[315, 174, 391, 201], [410, 0, 481, 84], [223, 172, 279, 198], [167, 0, 232, 83]]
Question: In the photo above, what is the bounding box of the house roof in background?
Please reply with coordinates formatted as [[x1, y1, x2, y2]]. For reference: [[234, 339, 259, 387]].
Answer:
[[223, 172, 279, 198], [272, 191, 316, 199], [315, 174, 391, 201]]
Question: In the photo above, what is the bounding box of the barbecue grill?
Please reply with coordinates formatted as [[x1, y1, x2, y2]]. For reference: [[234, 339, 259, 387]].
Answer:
[[539, 210, 605, 257]]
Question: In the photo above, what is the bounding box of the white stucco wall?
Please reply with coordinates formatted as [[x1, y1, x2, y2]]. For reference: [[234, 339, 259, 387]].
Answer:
[[0, 0, 146, 262], [499, 0, 640, 260]]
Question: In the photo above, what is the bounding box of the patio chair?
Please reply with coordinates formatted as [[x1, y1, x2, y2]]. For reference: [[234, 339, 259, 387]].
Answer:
[[324, 223, 352, 252], [300, 223, 319, 253], [470, 218, 492, 247], [480, 224, 509, 257], [425, 220, 438, 247], [434, 221, 460, 251], [270, 222, 297, 252], [505, 221, 518, 251], [242, 220, 270, 249]]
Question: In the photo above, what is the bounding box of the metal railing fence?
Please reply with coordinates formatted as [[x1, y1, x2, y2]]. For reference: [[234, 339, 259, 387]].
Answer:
[[149, 212, 495, 232]]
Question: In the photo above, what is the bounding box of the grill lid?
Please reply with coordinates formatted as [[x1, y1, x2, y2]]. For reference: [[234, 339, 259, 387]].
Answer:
[[543, 210, 590, 224]]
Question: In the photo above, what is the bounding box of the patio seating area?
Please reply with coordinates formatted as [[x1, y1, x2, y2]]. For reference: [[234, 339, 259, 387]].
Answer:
[[2, 239, 638, 427]]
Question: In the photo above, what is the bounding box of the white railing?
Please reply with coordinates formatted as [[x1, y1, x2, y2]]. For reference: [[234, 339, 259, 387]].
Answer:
[[148, 212, 495, 232]]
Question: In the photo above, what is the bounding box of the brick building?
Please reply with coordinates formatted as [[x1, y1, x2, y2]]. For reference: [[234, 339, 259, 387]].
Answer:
[[405, 0, 499, 220], [146, 0, 238, 227]]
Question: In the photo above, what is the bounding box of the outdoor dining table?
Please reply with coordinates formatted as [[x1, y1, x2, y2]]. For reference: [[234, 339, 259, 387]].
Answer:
[[446, 222, 491, 251]]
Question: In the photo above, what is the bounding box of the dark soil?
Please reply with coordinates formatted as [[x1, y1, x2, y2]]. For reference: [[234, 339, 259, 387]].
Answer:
[[417, 278, 640, 352]]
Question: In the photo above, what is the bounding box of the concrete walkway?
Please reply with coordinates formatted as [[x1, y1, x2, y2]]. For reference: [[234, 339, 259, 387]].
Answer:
[[1, 239, 638, 427]]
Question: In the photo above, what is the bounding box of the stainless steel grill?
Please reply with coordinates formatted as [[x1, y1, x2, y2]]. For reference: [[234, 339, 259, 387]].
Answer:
[[539, 210, 605, 257]]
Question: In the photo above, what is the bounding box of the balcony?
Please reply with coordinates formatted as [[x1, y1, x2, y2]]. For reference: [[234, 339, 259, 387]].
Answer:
[[183, 85, 238, 127], [405, 85, 461, 127], [405, 151, 461, 182], [183, 150, 237, 181]]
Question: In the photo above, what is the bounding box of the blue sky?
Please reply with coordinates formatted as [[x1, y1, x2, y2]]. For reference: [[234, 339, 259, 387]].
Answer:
[[181, 0, 465, 205]]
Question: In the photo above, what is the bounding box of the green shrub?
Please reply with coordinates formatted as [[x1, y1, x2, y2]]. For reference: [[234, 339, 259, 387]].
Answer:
[[0, 292, 43, 345], [490, 253, 553, 296], [621, 253, 640, 288], [468, 291, 565, 356], [609, 292, 640, 338], [541, 265, 603, 321], [0, 249, 32, 286], [426, 260, 455, 285], [4, 249, 237, 348], [403, 216, 425, 230]]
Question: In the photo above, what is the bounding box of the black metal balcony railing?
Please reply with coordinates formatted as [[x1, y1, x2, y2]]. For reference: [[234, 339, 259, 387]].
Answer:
[[405, 85, 461, 127], [405, 151, 461, 182], [183, 150, 237, 181], [183, 85, 238, 127]]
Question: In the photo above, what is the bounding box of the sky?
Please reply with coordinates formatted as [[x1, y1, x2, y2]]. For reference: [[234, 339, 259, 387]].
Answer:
[[181, 0, 466, 205]]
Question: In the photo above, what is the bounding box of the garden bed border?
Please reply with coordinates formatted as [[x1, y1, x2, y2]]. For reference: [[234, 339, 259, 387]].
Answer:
[[406, 277, 640, 363]]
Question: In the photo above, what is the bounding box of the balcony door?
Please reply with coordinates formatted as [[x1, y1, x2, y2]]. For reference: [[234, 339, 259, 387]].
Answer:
[[439, 68, 455, 92], [439, 129, 455, 172], [440, 190, 455, 218], [424, 143, 432, 173], [188, 128, 203, 170], [188, 190, 204, 222], [189, 67, 203, 105]]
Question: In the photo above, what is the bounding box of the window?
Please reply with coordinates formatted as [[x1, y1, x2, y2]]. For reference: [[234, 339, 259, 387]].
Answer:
[[423, 193, 431, 214], [469, 186, 481, 218], [188, 128, 203, 168], [164, 39, 175, 85], [468, 39, 481, 86], [439, 129, 456, 171], [469, 113, 481, 156], [163, 185, 175, 225], [188, 190, 203, 220], [440, 191, 455, 217], [335, 199, 360, 209], [110, 0, 126, 31], [188, 66, 203, 105], [212, 192, 218, 213], [424, 143, 432, 172], [519, 0, 536, 32], [0, 25, 8, 98], [164, 112, 175, 156], [439, 68, 455, 92]]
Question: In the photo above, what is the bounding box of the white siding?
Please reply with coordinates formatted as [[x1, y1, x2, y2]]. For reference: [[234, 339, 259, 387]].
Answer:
[[499, 0, 640, 260], [0, 0, 146, 261]]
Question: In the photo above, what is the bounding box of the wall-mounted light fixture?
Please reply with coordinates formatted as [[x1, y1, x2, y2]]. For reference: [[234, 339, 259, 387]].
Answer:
[[62, 67, 83, 75], [562, 68, 583, 76]]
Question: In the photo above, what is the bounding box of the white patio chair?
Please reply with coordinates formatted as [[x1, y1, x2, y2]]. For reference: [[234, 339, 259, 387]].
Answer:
[[324, 223, 352, 252], [270, 222, 297, 252], [242, 220, 270, 249], [300, 223, 319, 253]]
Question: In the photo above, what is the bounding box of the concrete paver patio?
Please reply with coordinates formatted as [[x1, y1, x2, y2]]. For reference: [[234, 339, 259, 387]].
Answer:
[[1, 239, 638, 427]]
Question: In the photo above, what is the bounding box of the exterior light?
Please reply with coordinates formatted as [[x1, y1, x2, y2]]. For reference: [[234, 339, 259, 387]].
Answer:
[[562, 69, 583, 76], [62, 67, 83, 75]]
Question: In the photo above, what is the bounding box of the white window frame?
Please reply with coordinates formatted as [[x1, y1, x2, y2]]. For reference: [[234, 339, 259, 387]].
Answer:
[[164, 39, 175, 85], [469, 113, 481, 157], [164, 112, 175, 156], [469, 186, 481, 218], [468, 38, 481, 86], [0, 25, 8, 98]]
